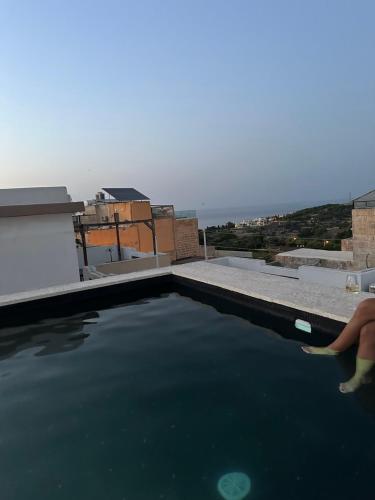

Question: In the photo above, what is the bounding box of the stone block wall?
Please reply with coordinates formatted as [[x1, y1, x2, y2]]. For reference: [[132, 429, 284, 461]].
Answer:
[[341, 238, 354, 251], [174, 218, 199, 260], [352, 208, 375, 269]]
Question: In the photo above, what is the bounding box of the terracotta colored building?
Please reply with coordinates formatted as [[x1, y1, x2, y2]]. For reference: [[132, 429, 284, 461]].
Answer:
[[78, 188, 199, 261]]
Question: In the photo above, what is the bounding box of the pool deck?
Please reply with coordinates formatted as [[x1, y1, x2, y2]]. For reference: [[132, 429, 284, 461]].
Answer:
[[0, 261, 372, 324]]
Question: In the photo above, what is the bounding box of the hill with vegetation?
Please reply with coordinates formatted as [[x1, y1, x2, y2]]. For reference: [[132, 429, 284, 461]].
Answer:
[[202, 203, 352, 261]]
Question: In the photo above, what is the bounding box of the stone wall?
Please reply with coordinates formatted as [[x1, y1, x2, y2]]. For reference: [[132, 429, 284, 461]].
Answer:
[[275, 254, 353, 270], [352, 208, 375, 269], [341, 238, 354, 251], [174, 218, 199, 260]]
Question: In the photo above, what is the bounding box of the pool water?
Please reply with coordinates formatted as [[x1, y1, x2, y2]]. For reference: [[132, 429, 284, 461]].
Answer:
[[0, 292, 374, 500]]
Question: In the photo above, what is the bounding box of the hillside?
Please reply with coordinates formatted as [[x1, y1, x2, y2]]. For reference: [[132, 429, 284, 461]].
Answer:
[[202, 203, 353, 261]]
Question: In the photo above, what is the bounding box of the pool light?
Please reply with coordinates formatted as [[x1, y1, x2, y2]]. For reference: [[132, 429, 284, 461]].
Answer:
[[217, 472, 251, 500], [295, 319, 312, 334]]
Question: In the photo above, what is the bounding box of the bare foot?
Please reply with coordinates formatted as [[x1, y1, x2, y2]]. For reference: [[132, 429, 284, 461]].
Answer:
[[339, 375, 372, 394], [301, 346, 339, 356]]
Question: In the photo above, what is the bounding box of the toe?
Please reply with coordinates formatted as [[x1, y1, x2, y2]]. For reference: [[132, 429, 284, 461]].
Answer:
[[339, 383, 350, 393]]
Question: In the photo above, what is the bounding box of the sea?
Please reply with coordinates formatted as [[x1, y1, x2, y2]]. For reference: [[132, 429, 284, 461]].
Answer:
[[196, 201, 318, 229]]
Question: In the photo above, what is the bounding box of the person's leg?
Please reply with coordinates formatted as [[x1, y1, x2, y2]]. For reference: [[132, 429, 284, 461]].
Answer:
[[339, 321, 375, 393], [302, 298, 375, 355]]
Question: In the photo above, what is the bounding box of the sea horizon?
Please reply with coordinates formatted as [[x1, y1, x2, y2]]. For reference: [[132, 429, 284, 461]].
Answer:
[[192, 198, 349, 228]]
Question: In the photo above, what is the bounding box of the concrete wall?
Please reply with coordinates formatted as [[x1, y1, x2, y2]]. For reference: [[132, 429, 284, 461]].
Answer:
[[209, 256, 375, 290], [0, 213, 80, 295], [175, 218, 199, 260], [77, 245, 153, 268], [215, 249, 253, 258], [82, 215, 199, 262], [276, 250, 353, 270], [85, 224, 154, 254], [299, 265, 375, 292], [92, 200, 152, 223], [198, 245, 217, 258], [155, 218, 177, 260], [352, 208, 375, 269], [341, 238, 354, 251], [209, 256, 299, 278], [94, 253, 170, 275], [77, 245, 119, 268], [198, 247, 253, 259]]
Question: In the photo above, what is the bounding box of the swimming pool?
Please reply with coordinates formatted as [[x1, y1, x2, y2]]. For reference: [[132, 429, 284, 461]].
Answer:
[[0, 287, 374, 500]]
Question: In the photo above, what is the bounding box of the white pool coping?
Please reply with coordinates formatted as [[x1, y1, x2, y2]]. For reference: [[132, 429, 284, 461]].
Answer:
[[173, 262, 372, 323], [0, 267, 172, 307], [0, 261, 373, 324]]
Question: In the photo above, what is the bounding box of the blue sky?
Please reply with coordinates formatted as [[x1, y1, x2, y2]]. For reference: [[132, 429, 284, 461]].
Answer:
[[1, 0, 374, 208]]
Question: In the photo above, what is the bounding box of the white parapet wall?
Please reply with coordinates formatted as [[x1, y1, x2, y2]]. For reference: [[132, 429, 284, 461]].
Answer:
[[299, 266, 375, 292], [209, 257, 299, 278], [77, 245, 157, 269], [209, 257, 375, 291]]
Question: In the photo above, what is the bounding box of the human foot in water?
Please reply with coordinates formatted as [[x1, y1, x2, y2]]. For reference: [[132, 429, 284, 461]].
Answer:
[[301, 346, 339, 356]]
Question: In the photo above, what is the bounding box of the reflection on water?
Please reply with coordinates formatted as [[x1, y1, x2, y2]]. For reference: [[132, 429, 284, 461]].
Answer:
[[0, 311, 98, 359]]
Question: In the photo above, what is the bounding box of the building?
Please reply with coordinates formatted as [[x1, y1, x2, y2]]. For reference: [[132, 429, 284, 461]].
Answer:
[[0, 187, 83, 295], [351, 190, 375, 269], [77, 188, 199, 262]]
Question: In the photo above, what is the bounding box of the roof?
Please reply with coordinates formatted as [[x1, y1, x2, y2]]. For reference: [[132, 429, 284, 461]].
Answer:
[[353, 189, 375, 208], [102, 188, 150, 201]]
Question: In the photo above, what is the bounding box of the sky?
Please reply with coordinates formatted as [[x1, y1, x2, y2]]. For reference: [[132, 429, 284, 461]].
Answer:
[[0, 0, 374, 209]]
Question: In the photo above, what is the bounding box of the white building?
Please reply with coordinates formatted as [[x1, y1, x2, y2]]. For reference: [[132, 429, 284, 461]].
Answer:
[[0, 187, 84, 295]]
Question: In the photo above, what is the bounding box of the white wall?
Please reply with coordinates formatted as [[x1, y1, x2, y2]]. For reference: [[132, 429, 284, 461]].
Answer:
[[299, 266, 375, 292], [76, 245, 154, 269], [77, 245, 119, 268], [209, 257, 303, 279], [0, 213, 80, 295]]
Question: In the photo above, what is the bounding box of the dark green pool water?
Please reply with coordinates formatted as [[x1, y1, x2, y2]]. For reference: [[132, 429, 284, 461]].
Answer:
[[0, 292, 374, 500]]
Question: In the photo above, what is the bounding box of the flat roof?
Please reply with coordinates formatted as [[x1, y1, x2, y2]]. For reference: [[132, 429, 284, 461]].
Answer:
[[0, 202, 84, 218], [0, 186, 71, 205]]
